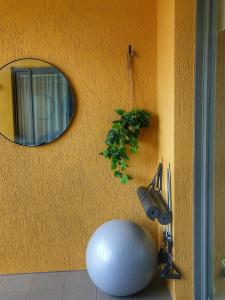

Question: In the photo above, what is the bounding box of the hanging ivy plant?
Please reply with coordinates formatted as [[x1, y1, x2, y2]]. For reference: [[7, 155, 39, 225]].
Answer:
[[100, 108, 151, 184]]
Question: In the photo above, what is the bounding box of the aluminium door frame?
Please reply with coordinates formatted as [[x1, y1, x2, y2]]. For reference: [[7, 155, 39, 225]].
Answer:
[[194, 0, 217, 299]]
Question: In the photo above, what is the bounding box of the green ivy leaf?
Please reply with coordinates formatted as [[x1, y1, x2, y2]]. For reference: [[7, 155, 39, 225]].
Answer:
[[120, 160, 127, 170], [120, 174, 132, 184], [100, 108, 151, 184], [100, 149, 110, 157], [111, 157, 118, 170], [114, 170, 122, 178], [112, 122, 121, 130], [130, 145, 138, 153], [130, 137, 138, 146], [120, 174, 129, 184], [115, 108, 125, 116]]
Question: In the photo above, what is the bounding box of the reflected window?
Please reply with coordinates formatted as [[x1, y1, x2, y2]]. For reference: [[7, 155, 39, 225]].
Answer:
[[12, 67, 74, 146]]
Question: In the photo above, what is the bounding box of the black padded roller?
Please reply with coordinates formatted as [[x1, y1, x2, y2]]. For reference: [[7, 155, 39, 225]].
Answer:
[[151, 189, 172, 225], [137, 186, 160, 220]]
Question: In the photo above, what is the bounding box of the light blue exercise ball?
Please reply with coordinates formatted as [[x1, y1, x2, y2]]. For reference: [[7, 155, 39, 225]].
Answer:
[[86, 219, 158, 296]]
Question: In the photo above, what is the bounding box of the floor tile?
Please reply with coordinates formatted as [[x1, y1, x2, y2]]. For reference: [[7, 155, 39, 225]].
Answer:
[[0, 271, 171, 300], [30, 272, 66, 291], [62, 287, 97, 300], [133, 276, 172, 299], [27, 289, 61, 300], [0, 291, 27, 300], [64, 270, 95, 290], [97, 288, 132, 300], [0, 274, 34, 292]]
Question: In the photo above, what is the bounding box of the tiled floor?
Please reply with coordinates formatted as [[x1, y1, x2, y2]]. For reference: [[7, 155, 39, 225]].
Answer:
[[0, 271, 171, 300]]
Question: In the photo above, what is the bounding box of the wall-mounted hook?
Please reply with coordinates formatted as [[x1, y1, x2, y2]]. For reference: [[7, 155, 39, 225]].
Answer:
[[127, 45, 135, 69]]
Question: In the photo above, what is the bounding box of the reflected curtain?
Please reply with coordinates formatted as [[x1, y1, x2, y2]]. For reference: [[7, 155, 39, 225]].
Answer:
[[13, 67, 73, 146]]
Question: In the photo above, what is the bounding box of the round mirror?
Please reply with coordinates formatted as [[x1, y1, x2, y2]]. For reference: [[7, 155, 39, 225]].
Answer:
[[0, 58, 75, 146]]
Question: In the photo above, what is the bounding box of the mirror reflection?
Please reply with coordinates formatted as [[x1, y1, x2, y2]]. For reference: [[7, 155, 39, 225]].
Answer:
[[0, 58, 75, 146]]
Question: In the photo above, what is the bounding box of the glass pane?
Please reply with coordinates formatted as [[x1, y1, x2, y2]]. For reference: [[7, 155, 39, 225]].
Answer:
[[213, 1, 225, 298]]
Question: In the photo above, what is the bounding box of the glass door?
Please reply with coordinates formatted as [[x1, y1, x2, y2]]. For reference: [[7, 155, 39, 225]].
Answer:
[[213, 1, 225, 298], [195, 0, 225, 299]]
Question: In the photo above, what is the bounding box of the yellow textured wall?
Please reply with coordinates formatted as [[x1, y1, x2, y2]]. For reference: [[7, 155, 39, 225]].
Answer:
[[0, 0, 158, 274], [0, 59, 50, 142], [157, 1, 195, 299], [157, 0, 175, 297], [0, 69, 14, 141], [174, 0, 195, 299]]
